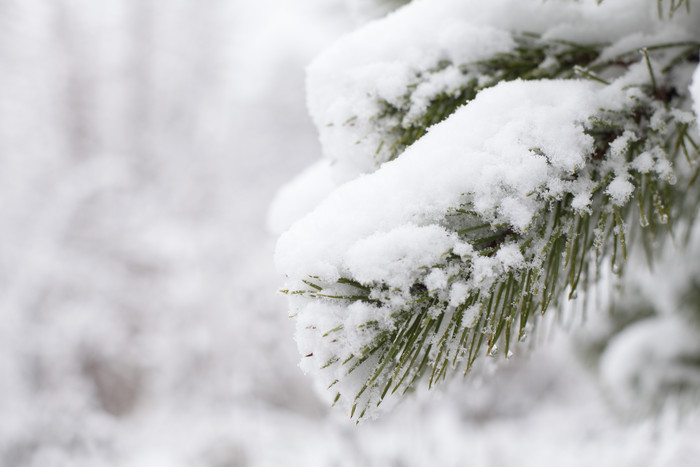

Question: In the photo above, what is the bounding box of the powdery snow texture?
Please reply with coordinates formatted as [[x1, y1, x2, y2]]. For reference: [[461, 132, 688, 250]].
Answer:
[[277, 79, 626, 280], [306, 0, 700, 180], [277, 79, 631, 406], [273, 0, 700, 416]]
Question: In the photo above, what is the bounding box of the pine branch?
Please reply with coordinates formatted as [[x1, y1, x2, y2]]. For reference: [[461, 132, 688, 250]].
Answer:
[[282, 41, 700, 421], [337, 32, 699, 172], [365, 33, 608, 167]]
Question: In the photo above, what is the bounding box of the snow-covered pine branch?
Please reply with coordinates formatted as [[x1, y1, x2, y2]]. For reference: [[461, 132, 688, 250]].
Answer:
[[274, 0, 700, 421]]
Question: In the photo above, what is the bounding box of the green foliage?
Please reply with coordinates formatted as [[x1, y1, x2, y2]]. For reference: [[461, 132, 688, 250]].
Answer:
[[371, 33, 606, 165], [282, 0, 700, 419], [287, 36, 700, 419], [291, 81, 698, 420], [359, 34, 700, 170]]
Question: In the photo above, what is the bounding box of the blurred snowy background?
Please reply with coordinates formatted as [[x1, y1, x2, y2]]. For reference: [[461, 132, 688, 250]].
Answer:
[[1, 1, 699, 466]]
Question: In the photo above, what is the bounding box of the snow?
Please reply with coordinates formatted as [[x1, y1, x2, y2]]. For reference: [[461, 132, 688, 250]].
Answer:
[[274, 0, 700, 429], [345, 224, 456, 288], [267, 159, 337, 235], [3, 0, 700, 465], [693, 62, 700, 128], [304, 0, 700, 181], [306, 1, 519, 178], [276, 73, 688, 415], [600, 315, 700, 414], [606, 176, 635, 206], [424, 268, 448, 292], [344, 0, 410, 21], [277, 78, 624, 278], [275, 0, 700, 421], [632, 150, 656, 173]]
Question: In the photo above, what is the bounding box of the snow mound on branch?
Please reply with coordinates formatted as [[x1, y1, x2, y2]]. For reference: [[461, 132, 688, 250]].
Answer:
[[277, 79, 623, 280], [345, 224, 457, 288], [272, 0, 700, 418], [306, 0, 700, 180], [276, 79, 632, 406], [307, 17, 515, 179]]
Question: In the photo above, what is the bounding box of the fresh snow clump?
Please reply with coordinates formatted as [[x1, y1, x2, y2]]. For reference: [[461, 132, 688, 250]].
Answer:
[[276, 79, 641, 412], [274, 0, 700, 418]]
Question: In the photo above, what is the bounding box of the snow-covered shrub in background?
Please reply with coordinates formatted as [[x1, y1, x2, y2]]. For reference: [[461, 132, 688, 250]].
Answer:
[[273, 0, 700, 420]]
